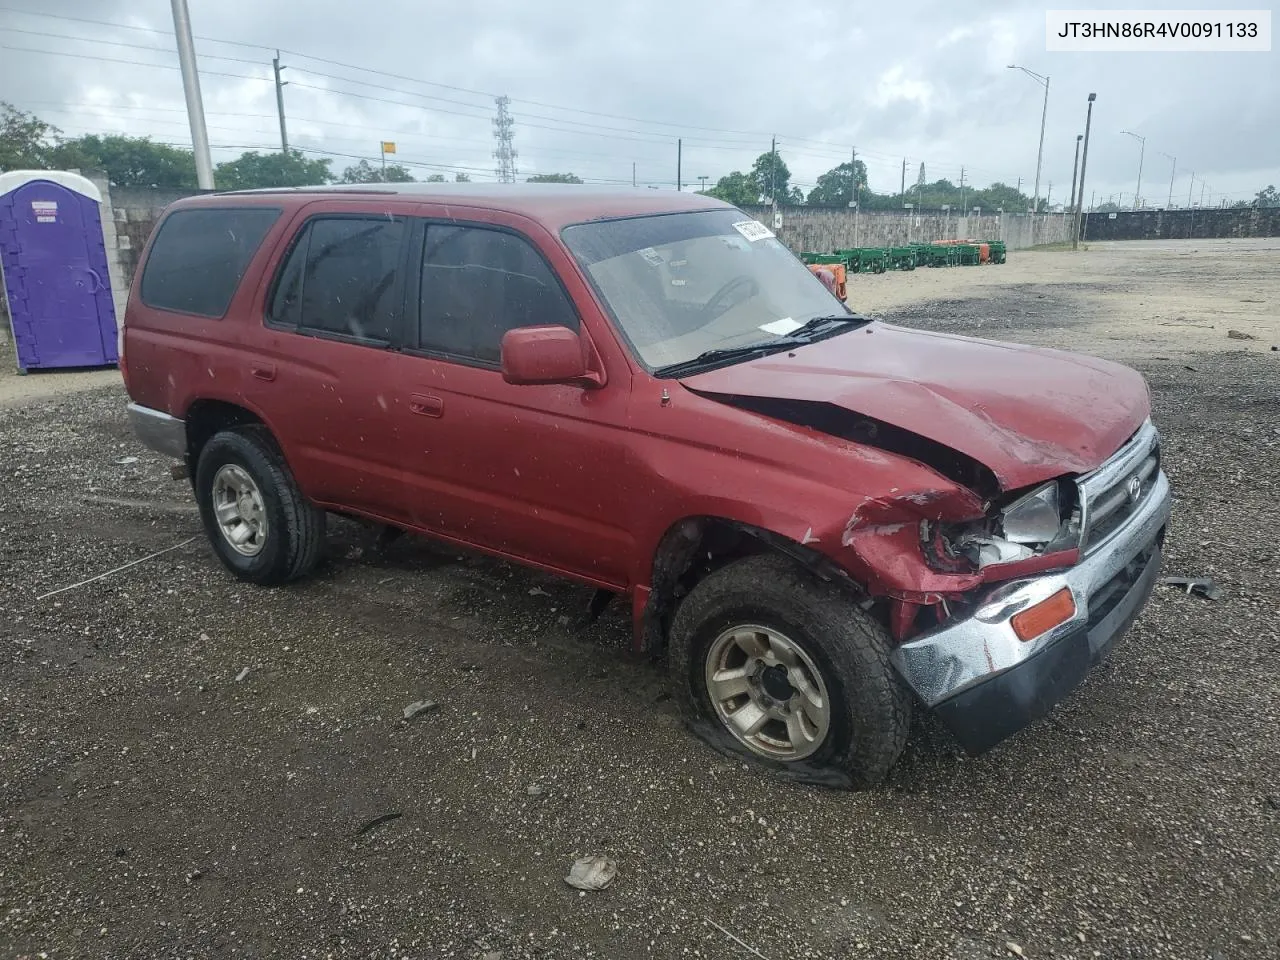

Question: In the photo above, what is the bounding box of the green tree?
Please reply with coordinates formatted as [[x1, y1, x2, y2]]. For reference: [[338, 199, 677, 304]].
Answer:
[[527, 172, 583, 183], [49, 135, 197, 187], [340, 159, 415, 183], [0, 101, 58, 171], [749, 150, 792, 204], [213, 150, 332, 190], [454, 172, 470, 182], [424, 173, 446, 182], [972, 181, 1033, 213], [1255, 185, 1279, 207], [705, 170, 759, 206], [806, 160, 869, 207]]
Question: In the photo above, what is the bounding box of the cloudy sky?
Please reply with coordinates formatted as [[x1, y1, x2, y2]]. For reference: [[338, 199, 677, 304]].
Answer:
[[1, 0, 1275, 207]]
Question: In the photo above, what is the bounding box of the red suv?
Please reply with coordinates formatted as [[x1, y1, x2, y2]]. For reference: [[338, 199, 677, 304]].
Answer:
[[122, 185, 1170, 787]]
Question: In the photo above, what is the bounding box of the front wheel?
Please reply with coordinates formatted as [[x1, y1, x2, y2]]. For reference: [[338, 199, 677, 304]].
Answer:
[[668, 554, 910, 788]]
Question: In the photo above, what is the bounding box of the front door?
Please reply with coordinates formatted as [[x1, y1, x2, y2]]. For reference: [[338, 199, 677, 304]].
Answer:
[[1, 180, 117, 369], [394, 217, 635, 587]]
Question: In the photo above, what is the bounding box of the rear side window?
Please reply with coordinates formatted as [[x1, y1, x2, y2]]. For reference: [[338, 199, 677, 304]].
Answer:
[[418, 224, 577, 363], [268, 216, 406, 343], [140, 207, 280, 318]]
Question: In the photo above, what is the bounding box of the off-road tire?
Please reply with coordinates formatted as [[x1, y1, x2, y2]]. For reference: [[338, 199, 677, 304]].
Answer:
[[668, 554, 910, 789], [195, 426, 325, 585]]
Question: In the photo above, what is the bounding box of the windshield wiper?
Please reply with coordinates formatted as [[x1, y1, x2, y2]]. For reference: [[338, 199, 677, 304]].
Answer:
[[656, 338, 808, 377], [785, 313, 873, 339]]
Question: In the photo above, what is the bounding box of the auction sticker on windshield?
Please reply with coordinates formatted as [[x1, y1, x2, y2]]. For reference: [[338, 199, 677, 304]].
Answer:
[[732, 220, 774, 242], [759, 317, 802, 335]]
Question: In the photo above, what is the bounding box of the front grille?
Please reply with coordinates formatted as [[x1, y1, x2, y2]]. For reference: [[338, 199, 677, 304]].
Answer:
[[1078, 422, 1161, 554], [1086, 539, 1159, 629]]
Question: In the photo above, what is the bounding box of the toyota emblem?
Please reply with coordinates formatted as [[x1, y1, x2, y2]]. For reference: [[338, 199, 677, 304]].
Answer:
[[1126, 476, 1142, 502]]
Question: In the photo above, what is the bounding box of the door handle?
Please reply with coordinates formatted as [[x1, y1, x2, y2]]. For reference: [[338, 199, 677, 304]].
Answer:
[[409, 393, 444, 417], [251, 364, 277, 382]]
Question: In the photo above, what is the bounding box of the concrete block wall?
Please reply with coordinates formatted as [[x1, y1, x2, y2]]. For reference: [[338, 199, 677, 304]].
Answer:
[[738, 206, 1074, 254], [1079, 206, 1280, 241]]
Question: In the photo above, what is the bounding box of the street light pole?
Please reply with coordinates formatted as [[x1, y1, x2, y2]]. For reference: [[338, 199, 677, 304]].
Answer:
[[1159, 152, 1176, 208], [1072, 93, 1097, 251], [1120, 130, 1146, 209], [170, 0, 214, 189], [1008, 65, 1050, 215], [1068, 134, 1083, 215]]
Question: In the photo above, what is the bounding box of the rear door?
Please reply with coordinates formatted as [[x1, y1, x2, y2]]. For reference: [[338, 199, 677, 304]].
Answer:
[[392, 212, 635, 587], [240, 203, 417, 522]]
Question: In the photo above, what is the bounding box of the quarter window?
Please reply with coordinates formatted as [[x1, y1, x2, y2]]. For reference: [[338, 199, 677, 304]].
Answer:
[[141, 207, 280, 318], [268, 216, 406, 343], [417, 225, 576, 363]]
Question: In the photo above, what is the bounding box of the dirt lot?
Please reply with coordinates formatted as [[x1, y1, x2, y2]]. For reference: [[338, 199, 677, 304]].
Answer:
[[1, 239, 1278, 960]]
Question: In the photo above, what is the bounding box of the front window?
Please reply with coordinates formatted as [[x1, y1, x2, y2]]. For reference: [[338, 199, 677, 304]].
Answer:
[[563, 209, 851, 372]]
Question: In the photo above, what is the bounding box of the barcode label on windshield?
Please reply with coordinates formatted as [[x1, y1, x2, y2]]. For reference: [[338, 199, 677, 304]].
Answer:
[[732, 220, 774, 242]]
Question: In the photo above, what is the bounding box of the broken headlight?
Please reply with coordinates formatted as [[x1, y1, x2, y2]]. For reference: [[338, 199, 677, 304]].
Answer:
[[926, 480, 1079, 571], [1000, 482, 1061, 544]]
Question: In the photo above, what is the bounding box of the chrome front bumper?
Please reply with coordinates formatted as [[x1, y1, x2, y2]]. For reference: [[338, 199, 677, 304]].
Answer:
[[890, 468, 1172, 749], [127, 403, 187, 459]]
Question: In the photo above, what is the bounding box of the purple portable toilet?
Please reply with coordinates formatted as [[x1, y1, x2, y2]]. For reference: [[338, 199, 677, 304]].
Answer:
[[0, 170, 119, 373]]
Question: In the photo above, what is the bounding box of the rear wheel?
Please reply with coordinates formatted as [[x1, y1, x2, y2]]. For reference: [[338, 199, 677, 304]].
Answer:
[[668, 554, 910, 788], [195, 426, 325, 585]]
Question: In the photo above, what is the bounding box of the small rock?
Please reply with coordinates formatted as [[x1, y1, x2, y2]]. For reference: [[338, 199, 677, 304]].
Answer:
[[1076, 932, 1086, 943], [185, 869, 202, 885], [1226, 329, 1258, 340], [114, 456, 139, 465], [402, 700, 439, 721], [1006, 943, 1025, 958], [234, 667, 250, 682], [565, 855, 617, 891], [526, 784, 546, 797], [528, 587, 550, 597], [483, 953, 503, 960]]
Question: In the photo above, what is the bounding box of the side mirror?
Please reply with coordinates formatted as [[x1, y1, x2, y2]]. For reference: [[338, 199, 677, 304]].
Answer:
[[500, 325, 591, 386]]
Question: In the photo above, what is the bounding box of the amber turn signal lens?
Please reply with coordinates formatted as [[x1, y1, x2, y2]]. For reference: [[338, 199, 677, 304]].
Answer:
[[1011, 588, 1077, 642]]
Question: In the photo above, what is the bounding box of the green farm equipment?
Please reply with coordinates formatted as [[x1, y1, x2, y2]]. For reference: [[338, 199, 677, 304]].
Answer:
[[888, 246, 918, 270], [988, 240, 1007, 264], [912, 243, 956, 267], [955, 243, 981, 266], [838, 248, 889, 274], [801, 252, 848, 266]]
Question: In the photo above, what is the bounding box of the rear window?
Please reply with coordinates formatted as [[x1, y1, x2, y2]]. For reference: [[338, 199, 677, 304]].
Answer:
[[140, 207, 280, 318]]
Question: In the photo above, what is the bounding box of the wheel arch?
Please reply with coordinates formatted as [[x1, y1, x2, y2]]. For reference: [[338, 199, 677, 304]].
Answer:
[[634, 515, 866, 655]]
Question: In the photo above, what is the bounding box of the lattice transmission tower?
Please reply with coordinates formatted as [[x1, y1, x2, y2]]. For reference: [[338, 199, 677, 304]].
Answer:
[[493, 96, 518, 183]]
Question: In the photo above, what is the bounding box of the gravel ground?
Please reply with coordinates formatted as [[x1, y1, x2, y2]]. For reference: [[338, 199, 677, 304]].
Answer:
[[2, 243, 1279, 959]]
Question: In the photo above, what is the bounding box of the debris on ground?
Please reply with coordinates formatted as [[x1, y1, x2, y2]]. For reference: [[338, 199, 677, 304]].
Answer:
[[528, 587, 550, 597], [234, 667, 250, 682], [1227, 329, 1258, 340], [114, 456, 139, 465], [402, 699, 439, 721], [564, 856, 617, 891], [526, 784, 546, 797], [354, 812, 402, 836], [1160, 576, 1224, 600], [705, 918, 770, 959], [1006, 943, 1025, 958]]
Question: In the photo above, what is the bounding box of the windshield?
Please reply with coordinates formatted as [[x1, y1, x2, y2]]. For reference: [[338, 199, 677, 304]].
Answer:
[[563, 209, 850, 371]]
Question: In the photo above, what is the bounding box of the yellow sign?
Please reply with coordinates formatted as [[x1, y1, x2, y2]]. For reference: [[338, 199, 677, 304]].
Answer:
[[381, 141, 396, 154]]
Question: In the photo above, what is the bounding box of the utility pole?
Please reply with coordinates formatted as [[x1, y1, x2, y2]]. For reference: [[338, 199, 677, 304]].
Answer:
[[169, 0, 214, 189], [1160, 152, 1176, 208], [1201, 181, 1207, 207], [1046, 181, 1052, 210], [901, 157, 907, 198], [1068, 135, 1082, 215], [272, 50, 289, 153], [676, 138, 682, 191], [849, 146, 857, 206], [1187, 171, 1194, 207], [1072, 92, 1097, 251], [632, 162, 636, 188], [769, 135, 777, 204], [959, 166, 966, 215]]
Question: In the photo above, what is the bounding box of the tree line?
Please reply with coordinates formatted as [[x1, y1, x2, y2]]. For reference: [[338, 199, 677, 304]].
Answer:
[[3, 103, 1275, 208]]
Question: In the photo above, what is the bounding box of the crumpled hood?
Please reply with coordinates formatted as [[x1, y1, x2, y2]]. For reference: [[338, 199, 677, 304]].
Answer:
[[680, 322, 1150, 491]]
